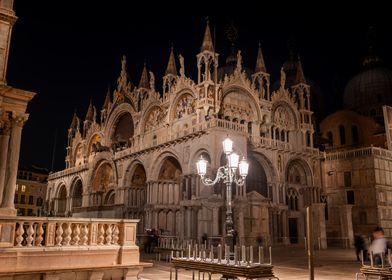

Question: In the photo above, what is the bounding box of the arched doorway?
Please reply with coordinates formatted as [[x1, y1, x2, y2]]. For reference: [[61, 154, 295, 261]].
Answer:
[[285, 159, 312, 244], [126, 163, 147, 233], [57, 185, 67, 216]]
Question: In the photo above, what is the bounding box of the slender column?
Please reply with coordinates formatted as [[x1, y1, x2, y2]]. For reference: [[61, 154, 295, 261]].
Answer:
[[186, 207, 192, 238], [1, 114, 26, 214], [153, 210, 158, 230], [0, 133, 10, 204], [174, 183, 179, 204], [192, 175, 197, 198], [180, 207, 185, 240], [185, 176, 190, 200], [212, 207, 219, 236], [238, 207, 245, 245]]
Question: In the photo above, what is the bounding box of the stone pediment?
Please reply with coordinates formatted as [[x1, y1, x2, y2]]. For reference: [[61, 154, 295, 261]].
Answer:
[[246, 190, 268, 201]]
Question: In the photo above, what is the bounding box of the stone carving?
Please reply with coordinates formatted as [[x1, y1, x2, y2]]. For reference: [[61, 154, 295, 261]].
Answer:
[[145, 107, 165, 133], [274, 105, 294, 129], [92, 142, 110, 153], [176, 94, 195, 119]]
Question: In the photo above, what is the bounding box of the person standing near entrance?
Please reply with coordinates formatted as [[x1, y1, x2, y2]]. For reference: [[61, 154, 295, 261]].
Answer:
[[369, 226, 388, 266]]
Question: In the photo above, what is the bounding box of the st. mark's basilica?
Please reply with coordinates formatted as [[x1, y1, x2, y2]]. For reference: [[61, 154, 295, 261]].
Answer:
[[45, 20, 392, 249]]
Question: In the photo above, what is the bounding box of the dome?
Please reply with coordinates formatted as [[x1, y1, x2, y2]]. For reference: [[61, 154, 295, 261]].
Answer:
[[343, 64, 392, 120]]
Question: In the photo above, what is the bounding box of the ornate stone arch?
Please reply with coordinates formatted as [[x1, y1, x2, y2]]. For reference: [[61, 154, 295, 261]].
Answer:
[[169, 89, 197, 122], [87, 152, 118, 192], [149, 150, 182, 181], [271, 101, 299, 131], [285, 157, 313, 187], [221, 85, 262, 121], [141, 103, 166, 134], [55, 181, 68, 198], [123, 159, 147, 187], [104, 102, 136, 146], [188, 145, 215, 174], [190, 148, 212, 175], [248, 152, 277, 183]]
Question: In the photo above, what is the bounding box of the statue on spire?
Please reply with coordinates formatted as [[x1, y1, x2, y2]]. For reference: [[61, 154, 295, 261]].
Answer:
[[280, 67, 286, 90], [117, 55, 128, 92], [179, 54, 185, 76], [236, 50, 242, 71], [149, 71, 155, 91]]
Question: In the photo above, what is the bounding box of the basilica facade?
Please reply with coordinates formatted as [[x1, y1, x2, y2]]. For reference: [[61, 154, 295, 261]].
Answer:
[[47, 22, 327, 247]]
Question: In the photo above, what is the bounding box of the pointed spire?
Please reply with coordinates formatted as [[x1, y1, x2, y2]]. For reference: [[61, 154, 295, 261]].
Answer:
[[165, 46, 177, 76], [138, 63, 149, 89], [85, 99, 94, 121], [69, 111, 78, 129], [70, 111, 79, 130], [200, 17, 214, 52], [296, 56, 306, 84], [103, 87, 111, 110], [255, 42, 266, 73]]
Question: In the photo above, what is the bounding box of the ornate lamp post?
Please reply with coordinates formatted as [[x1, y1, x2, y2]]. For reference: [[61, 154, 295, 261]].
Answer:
[[196, 137, 249, 251]]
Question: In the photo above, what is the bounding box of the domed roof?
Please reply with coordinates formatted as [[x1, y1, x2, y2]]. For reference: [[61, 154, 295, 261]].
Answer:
[[343, 61, 392, 118]]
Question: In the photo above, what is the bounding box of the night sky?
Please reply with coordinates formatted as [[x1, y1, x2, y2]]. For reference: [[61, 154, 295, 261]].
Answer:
[[6, 3, 392, 171]]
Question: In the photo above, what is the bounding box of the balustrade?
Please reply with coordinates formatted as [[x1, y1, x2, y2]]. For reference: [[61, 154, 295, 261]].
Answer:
[[0, 217, 138, 248]]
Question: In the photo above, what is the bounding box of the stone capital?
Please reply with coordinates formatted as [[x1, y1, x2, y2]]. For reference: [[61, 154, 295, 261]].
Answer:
[[11, 112, 29, 128], [0, 110, 11, 135]]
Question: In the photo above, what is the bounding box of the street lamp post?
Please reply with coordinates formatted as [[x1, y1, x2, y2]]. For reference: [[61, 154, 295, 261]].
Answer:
[[196, 137, 249, 253]]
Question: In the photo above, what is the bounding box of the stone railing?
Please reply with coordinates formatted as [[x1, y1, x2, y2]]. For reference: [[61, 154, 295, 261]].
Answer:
[[325, 146, 391, 161], [250, 136, 293, 152], [0, 216, 145, 276]]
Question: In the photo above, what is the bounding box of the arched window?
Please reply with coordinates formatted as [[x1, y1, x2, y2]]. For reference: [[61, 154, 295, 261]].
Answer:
[[339, 125, 346, 145], [286, 188, 299, 211], [306, 132, 311, 147]]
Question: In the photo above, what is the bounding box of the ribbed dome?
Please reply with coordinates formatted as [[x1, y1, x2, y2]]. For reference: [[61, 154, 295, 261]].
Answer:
[[343, 65, 392, 117]]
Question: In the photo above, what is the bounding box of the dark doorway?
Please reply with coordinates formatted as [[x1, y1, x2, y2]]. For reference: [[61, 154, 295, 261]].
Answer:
[[288, 218, 298, 244]]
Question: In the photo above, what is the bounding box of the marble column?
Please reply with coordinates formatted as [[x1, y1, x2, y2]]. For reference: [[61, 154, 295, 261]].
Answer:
[[0, 133, 10, 204], [1, 114, 26, 215]]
